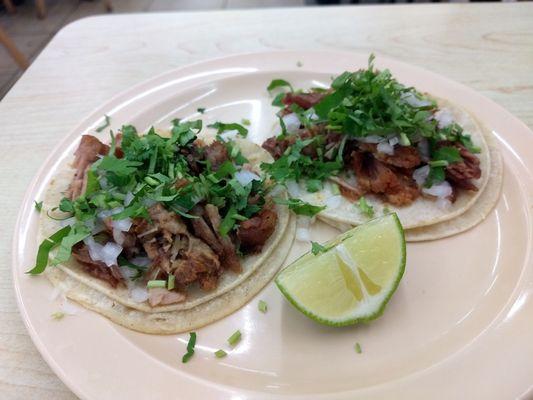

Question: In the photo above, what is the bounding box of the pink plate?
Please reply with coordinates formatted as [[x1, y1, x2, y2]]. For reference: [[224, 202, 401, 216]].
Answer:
[[12, 51, 533, 399]]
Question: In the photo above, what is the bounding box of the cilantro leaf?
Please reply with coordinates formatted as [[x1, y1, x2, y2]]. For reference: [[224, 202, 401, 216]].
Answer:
[[51, 225, 91, 265], [34, 201, 43, 212], [311, 241, 328, 255], [357, 196, 374, 218], [267, 79, 294, 93], [197, 107, 206, 114], [208, 122, 248, 137], [459, 134, 481, 154], [432, 146, 462, 164], [98, 156, 142, 176], [425, 166, 445, 187], [95, 115, 111, 133], [274, 197, 325, 217], [27, 226, 72, 274]]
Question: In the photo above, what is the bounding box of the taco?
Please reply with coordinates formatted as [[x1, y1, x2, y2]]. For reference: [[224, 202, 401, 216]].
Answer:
[[30, 119, 293, 333], [260, 57, 502, 239]]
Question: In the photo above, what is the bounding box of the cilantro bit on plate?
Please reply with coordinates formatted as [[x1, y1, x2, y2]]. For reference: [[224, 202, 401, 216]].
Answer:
[[227, 330, 242, 347], [258, 300, 268, 313], [208, 122, 248, 137], [214, 349, 227, 358], [51, 312, 65, 320], [355, 342, 362, 354], [182, 332, 197, 363], [95, 114, 111, 133], [34, 200, 43, 212], [274, 197, 325, 217]]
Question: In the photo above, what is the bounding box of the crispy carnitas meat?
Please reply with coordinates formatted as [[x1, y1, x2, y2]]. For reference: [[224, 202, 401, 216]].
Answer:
[[64, 133, 278, 303]]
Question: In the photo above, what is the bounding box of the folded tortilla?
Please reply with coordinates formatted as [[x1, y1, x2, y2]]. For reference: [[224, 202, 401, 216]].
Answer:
[[41, 138, 294, 332], [296, 99, 501, 240]]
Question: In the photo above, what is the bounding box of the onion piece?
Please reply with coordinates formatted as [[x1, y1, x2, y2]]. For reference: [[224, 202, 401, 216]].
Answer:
[[130, 287, 149, 303], [235, 170, 260, 186], [97, 207, 124, 219], [377, 141, 394, 155], [433, 108, 454, 129], [401, 92, 432, 108], [286, 180, 301, 198], [84, 237, 123, 267], [325, 195, 343, 209], [296, 228, 311, 243], [112, 229, 125, 245], [124, 191, 135, 206], [388, 136, 399, 147], [357, 135, 383, 144], [220, 129, 239, 141], [112, 218, 132, 232], [422, 180, 453, 199], [413, 165, 430, 187], [282, 113, 301, 133]]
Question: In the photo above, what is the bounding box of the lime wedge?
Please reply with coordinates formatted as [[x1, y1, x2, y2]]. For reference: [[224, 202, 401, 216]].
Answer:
[[276, 213, 405, 326]]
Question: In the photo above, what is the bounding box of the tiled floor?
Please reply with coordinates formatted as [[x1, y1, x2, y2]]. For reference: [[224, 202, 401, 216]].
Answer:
[[0, 0, 306, 99]]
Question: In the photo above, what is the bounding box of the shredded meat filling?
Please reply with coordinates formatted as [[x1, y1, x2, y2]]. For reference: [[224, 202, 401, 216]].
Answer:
[[282, 92, 326, 110], [71, 243, 123, 288], [204, 140, 229, 171], [237, 205, 278, 253], [68, 135, 109, 200], [444, 143, 481, 191]]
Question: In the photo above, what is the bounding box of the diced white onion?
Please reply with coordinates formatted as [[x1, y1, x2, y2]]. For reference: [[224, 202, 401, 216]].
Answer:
[[130, 256, 152, 267], [112, 218, 132, 232], [296, 227, 311, 242], [401, 92, 432, 108], [417, 139, 430, 162], [358, 135, 383, 144], [282, 113, 301, 134], [286, 180, 301, 197], [436, 197, 452, 210], [97, 207, 124, 219], [119, 266, 137, 280], [112, 229, 125, 245], [413, 165, 430, 187], [130, 287, 149, 303], [433, 108, 454, 129], [59, 217, 76, 227], [142, 198, 157, 207], [124, 191, 135, 206], [235, 170, 261, 186], [90, 219, 106, 234], [423, 180, 453, 199], [99, 176, 108, 189], [388, 136, 399, 146], [377, 141, 394, 155], [220, 129, 239, 141], [325, 195, 343, 209], [84, 237, 122, 267]]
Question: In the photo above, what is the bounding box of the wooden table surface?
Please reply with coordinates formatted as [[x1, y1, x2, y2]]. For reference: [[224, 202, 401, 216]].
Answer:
[[1, 3, 532, 399]]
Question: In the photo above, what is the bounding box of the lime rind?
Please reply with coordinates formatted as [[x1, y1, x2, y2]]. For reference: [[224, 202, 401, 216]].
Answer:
[[275, 213, 406, 327]]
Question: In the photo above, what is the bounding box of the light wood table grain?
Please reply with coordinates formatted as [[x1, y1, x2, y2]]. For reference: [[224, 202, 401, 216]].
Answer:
[[1, 3, 532, 399]]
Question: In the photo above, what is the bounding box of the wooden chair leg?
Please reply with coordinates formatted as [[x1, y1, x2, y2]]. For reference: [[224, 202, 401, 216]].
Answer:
[[0, 26, 29, 69], [3, 0, 16, 14], [35, 0, 47, 19]]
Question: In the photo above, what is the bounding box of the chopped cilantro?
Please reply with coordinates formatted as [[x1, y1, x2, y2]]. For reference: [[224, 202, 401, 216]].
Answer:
[[425, 166, 446, 187], [271, 92, 285, 107], [227, 330, 242, 347], [355, 342, 362, 354], [432, 146, 462, 164], [27, 226, 71, 274], [214, 349, 227, 358], [258, 300, 268, 313], [51, 312, 65, 320], [274, 197, 325, 217], [357, 197, 374, 218], [241, 118, 251, 126], [34, 201, 43, 212], [311, 241, 328, 255], [267, 79, 294, 93], [208, 122, 248, 137], [197, 107, 206, 114], [95, 114, 111, 133], [182, 332, 197, 363]]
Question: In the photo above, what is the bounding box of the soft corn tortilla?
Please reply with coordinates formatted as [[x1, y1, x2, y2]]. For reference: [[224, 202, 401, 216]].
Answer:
[[298, 99, 500, 236], [42, 137, 292, 316], [46, 216, 295, 334]]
